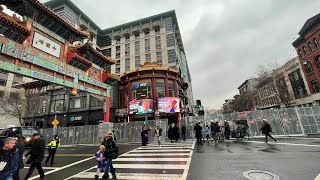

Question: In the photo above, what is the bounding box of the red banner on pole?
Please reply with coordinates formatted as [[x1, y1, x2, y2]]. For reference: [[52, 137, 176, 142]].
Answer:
[[104, 96, 110, 122]]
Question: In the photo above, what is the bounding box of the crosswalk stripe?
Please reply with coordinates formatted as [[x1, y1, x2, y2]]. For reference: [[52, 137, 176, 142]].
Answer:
[[113, 158, 189, 162], [137, 146, 191, 150], [119, 153, 190, 156], [112, 163, 186, 169], [74, 172, 183, 180], [133, 149, 191, 152]]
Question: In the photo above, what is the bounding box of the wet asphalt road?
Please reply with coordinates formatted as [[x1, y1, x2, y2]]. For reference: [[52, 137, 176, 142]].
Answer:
[[187, 137, 320, 180], [20, 143, 140, 180]]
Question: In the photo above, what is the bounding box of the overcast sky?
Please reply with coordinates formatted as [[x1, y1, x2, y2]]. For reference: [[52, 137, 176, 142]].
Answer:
[[28, 1, 320, 108]]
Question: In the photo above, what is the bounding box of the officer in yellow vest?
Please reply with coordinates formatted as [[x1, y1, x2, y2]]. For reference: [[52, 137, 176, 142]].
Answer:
[[45, 135, 60, 165]]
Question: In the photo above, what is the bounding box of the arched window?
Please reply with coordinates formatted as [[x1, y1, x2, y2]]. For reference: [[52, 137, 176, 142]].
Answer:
[[303, 46, 308, 54], [311, 80, 319, 93], [309, 41, 313, 51], [304, 62, 313, 74], [314, 38, 319, 48], [316, 56, 320, 68]]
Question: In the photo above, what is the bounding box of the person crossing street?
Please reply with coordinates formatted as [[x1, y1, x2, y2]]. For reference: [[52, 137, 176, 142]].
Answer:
[[45, 135, 60, 165], [260, 119, 277, 143]]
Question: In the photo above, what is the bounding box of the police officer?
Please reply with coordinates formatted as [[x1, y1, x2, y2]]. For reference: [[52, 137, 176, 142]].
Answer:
[[45, 135, 60, 165]]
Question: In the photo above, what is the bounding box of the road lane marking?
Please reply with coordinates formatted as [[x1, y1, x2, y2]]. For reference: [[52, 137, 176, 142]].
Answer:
[[64, 146, 141, 180], [182, 140, 196, 180], [74, 172, 183, 179], [24, 167, 59, 170], [28, 156, 95, 180], [113, 158, 189, 162], [112, 163, 186, 169], [134, 149, 191, 152], [55, 154, 94, 156], [315, 173, 320, 180], [120, 153, 190, 156], [246, 140, 320, 147]]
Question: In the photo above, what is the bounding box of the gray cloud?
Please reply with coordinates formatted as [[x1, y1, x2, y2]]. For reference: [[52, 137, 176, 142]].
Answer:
[[43, 0, 320, 109]]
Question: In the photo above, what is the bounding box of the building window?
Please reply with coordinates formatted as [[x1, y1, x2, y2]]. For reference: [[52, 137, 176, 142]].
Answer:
[[305, 62, 313, 74], [308, 41, 313, 51], [70, 96, 86, 109], [164, 17, 173, 32], [135, 41, 140, 55], [145, 31, 150, 38], [145, 38, 150, 52], [125, 43, 130, 57], [316, 56, 320, 68], [314, 38, 319, 48], [50, 94, 66, 112], [311, 80, 320, 93], [168, 81, 174, 97], [303, 46, 308, 54], [145, 54, 151, 62], [90, 96, 103, 107], [125, 58, 130, 71], [135, 56, 140, 68], [116, 64, 120, 74], [131, 79, 152, 100], [0, 79, 6, 86], [168, 49, 176, 64], [116, 46, 120, 58], [156, 79, 165, 98], [166, 34, 175, 47], [134, 33, 140, 39], [155, 29, 160, 36], [156, 51, 162, 64], [155, 36, 161, 51]]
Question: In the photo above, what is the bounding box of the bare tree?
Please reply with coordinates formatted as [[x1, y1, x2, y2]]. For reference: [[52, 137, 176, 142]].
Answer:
[[0, 92, 41, 126], [232, 92, 254, 112]]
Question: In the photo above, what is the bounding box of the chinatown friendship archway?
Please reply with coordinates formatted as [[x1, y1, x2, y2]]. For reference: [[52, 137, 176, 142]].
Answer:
[[0, 0, 119, 122]]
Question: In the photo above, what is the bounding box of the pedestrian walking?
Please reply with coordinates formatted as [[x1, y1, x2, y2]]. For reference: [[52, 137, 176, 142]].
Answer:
[[45, 135, 60, 165], [101, 132, 118, 180], [194, 123, 202, 145], [260, 119, 277, 143], [141, 126, 150, 146], [181, 124, 186, 141], [205, 125, 211, 143], [224, 122, 231, 140], [0, 137, 19, 180], [155, 126, 163, 146], [13, 135, 25, 180], [174, 124, 180, 142], [94, 145, 106, 180], [168, 124, 174, 143], [24, 133, 45, 180]]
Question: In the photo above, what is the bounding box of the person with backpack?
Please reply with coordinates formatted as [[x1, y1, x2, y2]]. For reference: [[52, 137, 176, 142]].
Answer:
[[0, 137, 19, 180], [155, 126, 163, 147], [45, 135, 60, 165], [101, 132, 118, 180], [260, 119, 277, 143]]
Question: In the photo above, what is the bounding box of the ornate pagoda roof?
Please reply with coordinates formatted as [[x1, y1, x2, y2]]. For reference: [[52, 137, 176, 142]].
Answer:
[[121, 62, 179, 78], [0, 6, 32, 43], [76, 41, 116, 65], [1, 0, 89, 42]]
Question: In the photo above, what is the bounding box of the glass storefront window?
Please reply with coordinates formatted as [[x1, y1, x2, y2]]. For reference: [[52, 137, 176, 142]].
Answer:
[[70, 97, 86, 109], [50, 93, 66, 112], [168, 80, 174, 97], [156, 79, 165, 98], [132, 79, 152, 100], [90, 96, 104, 107]]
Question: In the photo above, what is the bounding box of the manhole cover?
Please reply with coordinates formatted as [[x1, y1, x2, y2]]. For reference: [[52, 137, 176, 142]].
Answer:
[[243, 170, 280, 180]]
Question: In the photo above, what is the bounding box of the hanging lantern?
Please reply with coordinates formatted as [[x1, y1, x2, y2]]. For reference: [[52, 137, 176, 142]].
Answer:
[[70, 88, 77, 96]]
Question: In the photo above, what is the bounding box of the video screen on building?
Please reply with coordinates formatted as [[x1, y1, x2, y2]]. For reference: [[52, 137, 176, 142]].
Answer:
[[158, 97, 180, 113], [129, 99, 154, 114]]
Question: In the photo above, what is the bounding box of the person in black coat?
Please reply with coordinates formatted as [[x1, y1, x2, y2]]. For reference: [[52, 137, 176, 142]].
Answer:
[[13, 135, 25, 180], [260, 119, 277, 143], [168, 124, 174, 143], [101, 132, 118, 180], [24, 133, 45, 180], [224, 122, 231, 140], [194, 123, 202, 145], [181, 124, 186, 141]]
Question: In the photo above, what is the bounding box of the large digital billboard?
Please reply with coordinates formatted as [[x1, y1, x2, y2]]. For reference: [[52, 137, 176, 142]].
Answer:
[[158, 97, 180, 113], [129, 99, 154, 114]]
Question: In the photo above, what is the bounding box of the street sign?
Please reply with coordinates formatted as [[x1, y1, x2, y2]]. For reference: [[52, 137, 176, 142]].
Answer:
[[52, 119, 59, 126]]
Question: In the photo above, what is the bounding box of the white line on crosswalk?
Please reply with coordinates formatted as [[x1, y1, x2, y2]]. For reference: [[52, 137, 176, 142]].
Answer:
[[113, 158, 189, 162], [138, 146, 191, 150], [120, 153, 190, 156], [182, 140, 196, 180], [112, 163, 186, 169], [24, 167, 59, 170], [74, 172, 183, 180], [314, 173, 320, 180], [133, 149, 191, 152], [246, 140, 320, 147]]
